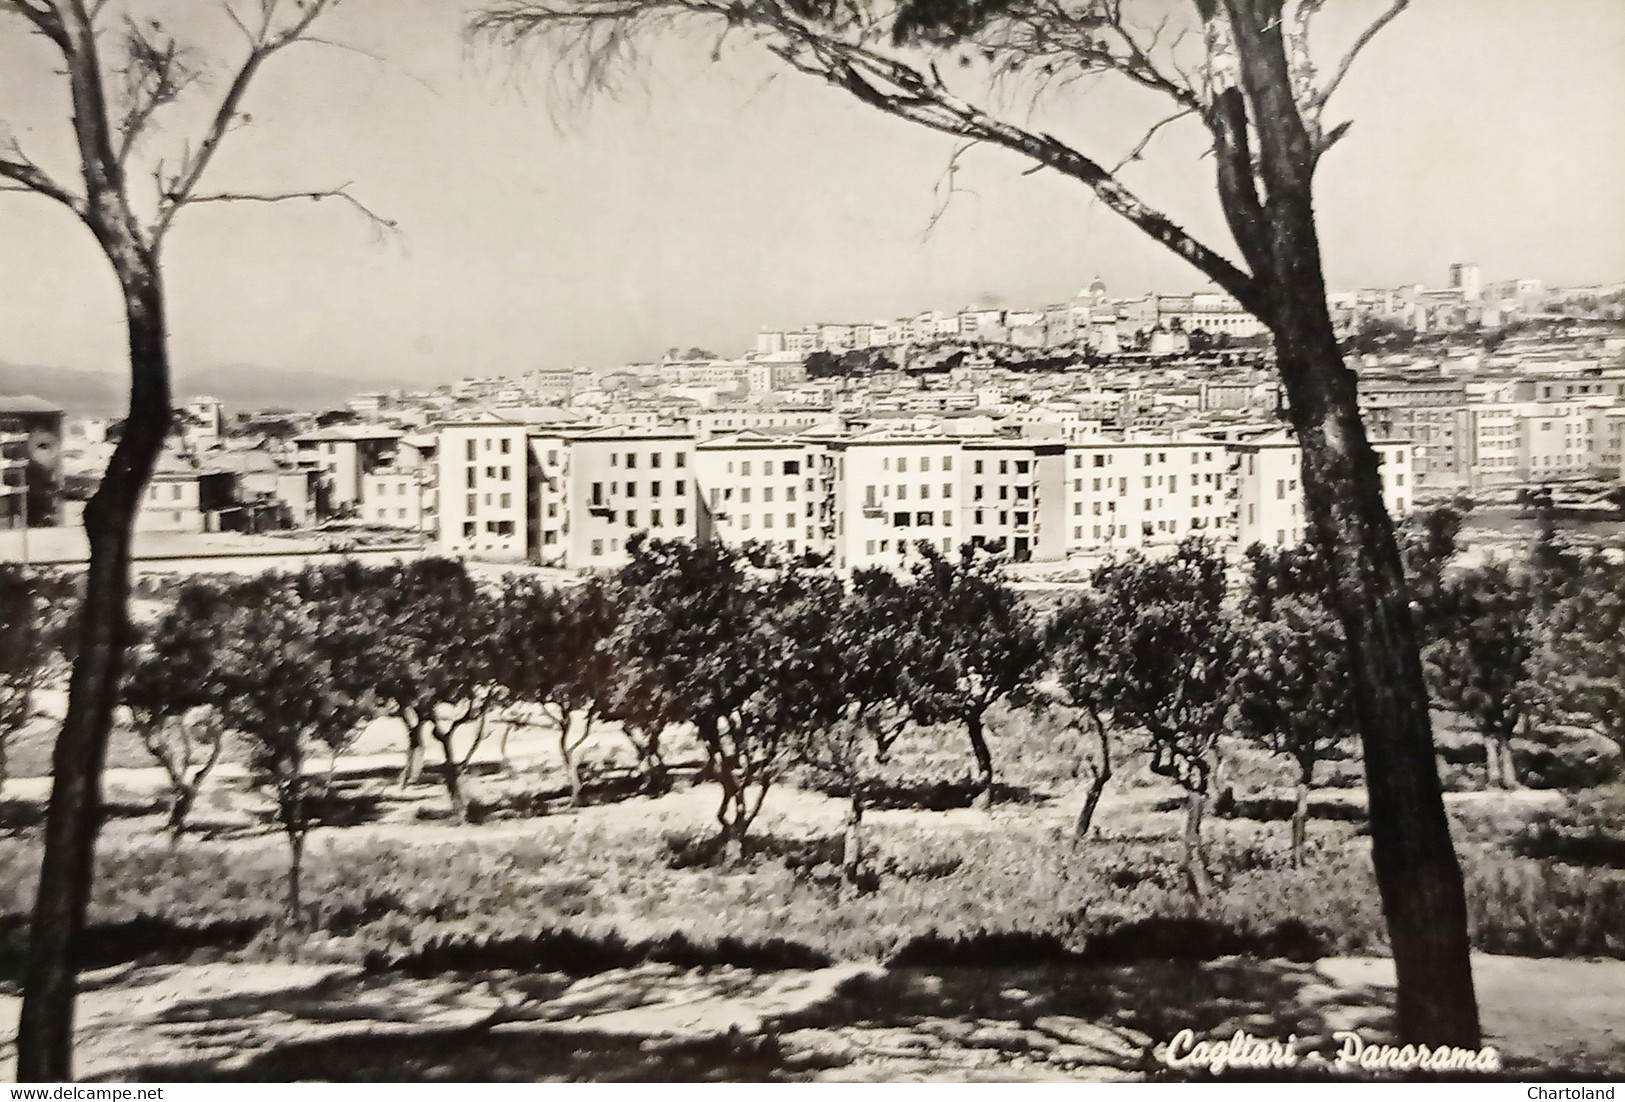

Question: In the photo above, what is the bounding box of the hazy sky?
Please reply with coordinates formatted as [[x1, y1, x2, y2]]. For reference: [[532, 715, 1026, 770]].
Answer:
[[2, 0, 1623, 389]]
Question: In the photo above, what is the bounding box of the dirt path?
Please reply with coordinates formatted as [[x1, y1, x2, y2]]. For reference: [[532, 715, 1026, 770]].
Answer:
[[4, 953, 1620, 1081]]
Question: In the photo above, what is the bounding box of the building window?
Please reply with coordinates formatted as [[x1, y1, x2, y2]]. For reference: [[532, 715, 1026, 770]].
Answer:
[[974, 460, 984, 474], [741, 461, 752, 476], [943, 456, 952, 472], [651, 509, 663, 527], [499, 493, 511, 508], [627, 509, 637, 528], [675, 508, 686, 525], [465, 440, 476, 461], [466, 494, 477, 512], [500, 438, 511, 454], [592, 540, 604, 556], [675, 453, 686, 468], [651, 452, 662, 469], [626, 453, 638, 469]]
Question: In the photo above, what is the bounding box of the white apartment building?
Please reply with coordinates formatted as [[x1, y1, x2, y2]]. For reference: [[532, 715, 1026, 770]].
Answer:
[[1465, 397, 1621, 487], [437, 418, 534, 560], [363, 468, 433, 531], [1064, 435, 1234, 557], [1232, 429, 1414, 550], [833, 434, 967, 571], [694, 432, 834, 559], [962, 439, 1068, 562], [563, 431, 698, 570]]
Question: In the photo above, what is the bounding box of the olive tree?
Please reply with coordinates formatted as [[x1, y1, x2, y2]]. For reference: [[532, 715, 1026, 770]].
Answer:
[[1087, 538, 1241, 894], [121, 580, 233, 840]]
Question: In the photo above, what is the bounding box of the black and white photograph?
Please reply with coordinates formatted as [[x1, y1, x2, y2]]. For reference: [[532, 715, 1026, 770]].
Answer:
[[1, 0, 1623, 1085]]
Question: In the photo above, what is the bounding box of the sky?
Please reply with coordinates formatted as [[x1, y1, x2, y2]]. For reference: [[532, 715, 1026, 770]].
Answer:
[[1, 0, 1623, 390]]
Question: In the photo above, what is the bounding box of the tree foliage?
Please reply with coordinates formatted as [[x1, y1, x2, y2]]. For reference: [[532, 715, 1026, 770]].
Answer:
[[121, 579, 233, 838], [1424, 563, 1538, 790], [0, 567, 74, 796], [499, 575, 621, 804], [370, 558, 506, 822], [893, 542, 1042, 805], [1233, 543, 1358, 863], [213, 572, 378, 920], [1085, 537, 1241, 887]]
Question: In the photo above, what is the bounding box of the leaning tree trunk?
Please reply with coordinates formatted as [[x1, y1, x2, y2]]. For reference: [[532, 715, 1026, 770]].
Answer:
[[1074, 721, 1113, 840], [18, 264, 171, 1082], [965, 710, 995, 809], [434, 729, 469, 824], [399, 719, 427, 787], [1229, 0, 1481, 1047]]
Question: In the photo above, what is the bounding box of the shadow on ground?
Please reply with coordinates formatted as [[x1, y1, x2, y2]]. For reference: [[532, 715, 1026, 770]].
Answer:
[[81, 952, 1412, 1082]]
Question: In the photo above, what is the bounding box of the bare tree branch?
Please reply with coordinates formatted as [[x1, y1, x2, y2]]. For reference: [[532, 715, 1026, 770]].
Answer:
[[185, 183, 400, 237], [1110, 104, 1195, 174], [1309, 0, 1407, 113], [114, 16, 205, 169], [152, 0, 336, 240], [923, 138, 978, 239], [0, 152, 87, 215], [3, 0, 71, 50]]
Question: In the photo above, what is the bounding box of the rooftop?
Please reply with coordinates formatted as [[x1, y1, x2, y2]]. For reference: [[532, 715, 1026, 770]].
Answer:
[[0, 394, 65, 415]]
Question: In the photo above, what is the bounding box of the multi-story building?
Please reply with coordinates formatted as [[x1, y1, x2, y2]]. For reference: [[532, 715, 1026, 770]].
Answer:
[[1357, 378, 1470, 490], [436, 418, 535, 561], [695, 432, 833, 560], [0, 394, 64, 529], [135, 454, 240, 533], [293, 425, 402, 515], [833, 434, 964, 571], [1064, 435, 1234, 557], [961, 438, 1067, 562], [558, 430, 699, 570], [1232, 429, 1414, 549]]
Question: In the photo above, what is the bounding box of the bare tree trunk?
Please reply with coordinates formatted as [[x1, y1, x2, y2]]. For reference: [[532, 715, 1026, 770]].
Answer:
[[18, 265, 170, 1082], [166, 785, 196, 844], [841, 790, 864, 882], [1182, 788, 1211, 898], [965, 710, 994, 809], [1228, 1, 1480, 1046], [1074, 722, 1113, 840], [1495, 730, 1519, 790], [286, 825, 305, 925], [399, 720, 426, 787], [434, 729, 468, 823], [1291, 765, 1311, 868]]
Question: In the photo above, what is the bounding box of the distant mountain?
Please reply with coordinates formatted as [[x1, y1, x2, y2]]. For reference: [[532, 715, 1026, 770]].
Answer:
[[0, 361, 408, 417]]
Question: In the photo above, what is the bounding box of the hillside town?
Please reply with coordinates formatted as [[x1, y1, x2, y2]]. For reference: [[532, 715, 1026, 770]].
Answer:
[[7, 265, 1618, 572]]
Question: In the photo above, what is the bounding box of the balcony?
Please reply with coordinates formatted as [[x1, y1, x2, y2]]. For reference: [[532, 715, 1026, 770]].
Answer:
[[862, 503, 883, 518]]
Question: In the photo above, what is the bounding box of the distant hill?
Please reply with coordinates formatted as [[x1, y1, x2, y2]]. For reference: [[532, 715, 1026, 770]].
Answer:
[[0, 361, 408, 417]]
